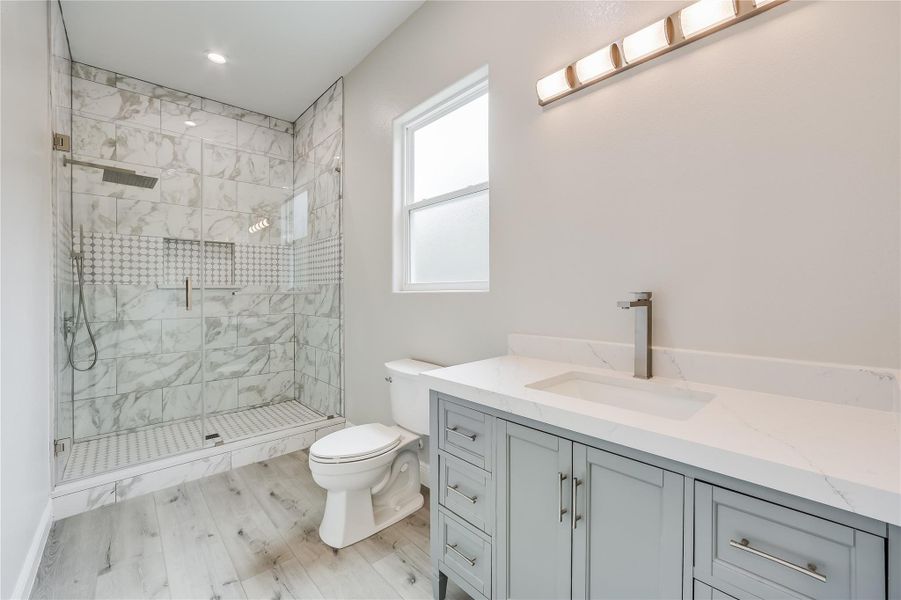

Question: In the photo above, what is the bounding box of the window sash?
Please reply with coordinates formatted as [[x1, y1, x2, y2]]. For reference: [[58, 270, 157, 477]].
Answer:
[[403, 184, 489, 290]]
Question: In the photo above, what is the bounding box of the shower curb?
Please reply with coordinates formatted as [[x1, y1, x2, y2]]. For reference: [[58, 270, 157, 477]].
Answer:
[[51, 417, 345, 520]]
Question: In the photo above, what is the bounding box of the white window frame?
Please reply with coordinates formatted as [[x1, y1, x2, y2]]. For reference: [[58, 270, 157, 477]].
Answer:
[[393, 66, 489, 292]]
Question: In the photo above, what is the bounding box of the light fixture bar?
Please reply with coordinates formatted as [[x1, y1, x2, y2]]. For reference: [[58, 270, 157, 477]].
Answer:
[[537, 0, 788, 106]]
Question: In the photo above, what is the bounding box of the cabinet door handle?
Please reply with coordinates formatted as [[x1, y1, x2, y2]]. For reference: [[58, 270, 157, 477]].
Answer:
[[571, 477, 582, 529], [729, 538, 826, 583], [447, 484, 477, 504], [446, 426, 476, 442], [446, 543, 476, 566], [184, 277, 192, 311], [558, 472, 568, 522]]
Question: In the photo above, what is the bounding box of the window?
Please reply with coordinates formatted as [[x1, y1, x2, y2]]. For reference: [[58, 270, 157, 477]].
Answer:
[[394, 67, 489, 291]]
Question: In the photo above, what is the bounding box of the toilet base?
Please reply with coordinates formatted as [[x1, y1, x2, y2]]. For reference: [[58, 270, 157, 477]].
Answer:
[[319, 489, 424, 549], [317, 448, 424, 549]]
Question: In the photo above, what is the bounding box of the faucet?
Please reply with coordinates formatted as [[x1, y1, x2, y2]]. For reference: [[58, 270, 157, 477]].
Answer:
[[617, 292, 652, 379]]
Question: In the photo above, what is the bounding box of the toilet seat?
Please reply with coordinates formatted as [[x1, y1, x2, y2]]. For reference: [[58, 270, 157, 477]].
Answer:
[[310, 423, 401, 464]]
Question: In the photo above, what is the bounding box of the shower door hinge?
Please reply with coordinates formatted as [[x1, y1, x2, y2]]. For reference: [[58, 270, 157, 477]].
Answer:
[[52, 133, 71, 152], [54, 439, 66, 456]]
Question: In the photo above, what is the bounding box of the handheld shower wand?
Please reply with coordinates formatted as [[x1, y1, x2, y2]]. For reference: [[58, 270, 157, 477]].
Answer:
[[66, 225, 98, 371]]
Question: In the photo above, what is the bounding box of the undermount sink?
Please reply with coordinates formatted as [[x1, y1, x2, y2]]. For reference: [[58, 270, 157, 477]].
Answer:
[[526, 371, 714, 420]]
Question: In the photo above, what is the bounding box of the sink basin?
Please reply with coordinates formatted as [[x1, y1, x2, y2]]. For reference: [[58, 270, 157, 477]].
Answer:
[[526, 371, 714, 420]]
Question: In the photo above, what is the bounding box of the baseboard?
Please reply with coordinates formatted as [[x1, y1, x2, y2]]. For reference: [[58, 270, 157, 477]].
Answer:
[[11, 499, 52, 600]]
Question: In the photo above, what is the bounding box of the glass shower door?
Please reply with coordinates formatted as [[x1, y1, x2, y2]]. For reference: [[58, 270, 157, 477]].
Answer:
[[199, 133, 311, 445]]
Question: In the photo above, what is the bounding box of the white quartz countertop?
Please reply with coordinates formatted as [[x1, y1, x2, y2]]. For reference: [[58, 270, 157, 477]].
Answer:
[[422, 355, 901, 527]]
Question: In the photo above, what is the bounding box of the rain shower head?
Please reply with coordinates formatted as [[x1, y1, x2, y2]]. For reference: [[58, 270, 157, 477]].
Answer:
[[64, 157, 159, 189]]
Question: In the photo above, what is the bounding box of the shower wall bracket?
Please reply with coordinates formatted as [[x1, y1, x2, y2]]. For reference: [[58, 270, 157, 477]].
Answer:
[[52, 132, 71, 151]]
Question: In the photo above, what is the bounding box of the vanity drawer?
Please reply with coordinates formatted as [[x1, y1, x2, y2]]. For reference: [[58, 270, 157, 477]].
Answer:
[[438, 451, 493, 534], [437, 507, 492, 598], [695, 483, 885, 600], [438, 397, 493, 471]]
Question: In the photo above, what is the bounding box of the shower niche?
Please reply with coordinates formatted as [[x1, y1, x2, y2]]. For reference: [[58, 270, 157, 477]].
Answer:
[[52, 59, 345, 485]]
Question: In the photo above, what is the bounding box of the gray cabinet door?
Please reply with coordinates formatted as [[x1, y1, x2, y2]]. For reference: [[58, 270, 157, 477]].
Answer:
[[572, 444, 684, 600], [496, 420, 573, 600]]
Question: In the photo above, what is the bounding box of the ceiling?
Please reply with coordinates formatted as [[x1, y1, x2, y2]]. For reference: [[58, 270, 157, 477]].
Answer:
[[60, 1, 423, 120]]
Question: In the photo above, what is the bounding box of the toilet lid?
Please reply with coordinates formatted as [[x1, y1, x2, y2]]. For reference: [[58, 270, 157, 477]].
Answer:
[[309, 423, 401, 462]]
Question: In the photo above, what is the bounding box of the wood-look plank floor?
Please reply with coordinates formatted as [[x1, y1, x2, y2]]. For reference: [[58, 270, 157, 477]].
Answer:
[[32, 450, 471, 600]]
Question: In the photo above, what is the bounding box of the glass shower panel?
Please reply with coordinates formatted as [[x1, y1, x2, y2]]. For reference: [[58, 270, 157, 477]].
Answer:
[[200, 126, 325, 444], [50, 0, 73, 481], [293, 79, 344, 420]]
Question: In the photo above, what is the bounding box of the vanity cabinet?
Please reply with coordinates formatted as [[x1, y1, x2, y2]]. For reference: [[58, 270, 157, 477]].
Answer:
[[429, 392, 892, 600], [495, 421, 684, 600], [495, 421, 573, 599], [571, 444, 684, 599]]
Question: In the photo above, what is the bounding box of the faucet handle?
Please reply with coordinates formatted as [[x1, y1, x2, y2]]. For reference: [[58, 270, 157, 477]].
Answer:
[[630, 291, 652, 300]]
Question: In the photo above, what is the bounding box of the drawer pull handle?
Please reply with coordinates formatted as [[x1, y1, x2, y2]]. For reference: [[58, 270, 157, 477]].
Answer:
[[558, 472, 568, 522], [729, 538, 826, 583], [447, 484, 477, 504], [446, 426, 477, 442], [446, 543, 476, 566]]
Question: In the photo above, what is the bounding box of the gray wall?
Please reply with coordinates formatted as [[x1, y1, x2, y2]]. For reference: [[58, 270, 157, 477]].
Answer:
[[1, 1, 54, 596], [343, 1, 901, 427]]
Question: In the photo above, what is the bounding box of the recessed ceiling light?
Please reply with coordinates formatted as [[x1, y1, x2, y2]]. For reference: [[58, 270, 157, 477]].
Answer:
[[184, 120, 197, 127], [206, 52, 227, 64]]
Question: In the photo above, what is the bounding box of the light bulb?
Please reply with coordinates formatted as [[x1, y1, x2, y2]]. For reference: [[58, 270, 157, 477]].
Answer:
[[680, 0, 737, 38], [536, 68, 572, 103], [623, 18, 671, 63], [206, 52, 227, 64], [575, 44, 620, 84]]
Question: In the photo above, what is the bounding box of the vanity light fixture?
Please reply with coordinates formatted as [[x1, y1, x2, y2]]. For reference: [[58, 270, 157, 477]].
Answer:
[[248, 218, 270, 234], [536, 0, 788, 106], [206, 52, 227, 64]]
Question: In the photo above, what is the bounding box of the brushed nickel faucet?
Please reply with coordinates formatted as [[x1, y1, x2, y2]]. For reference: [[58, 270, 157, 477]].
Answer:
[[617, 292, 652, 379]]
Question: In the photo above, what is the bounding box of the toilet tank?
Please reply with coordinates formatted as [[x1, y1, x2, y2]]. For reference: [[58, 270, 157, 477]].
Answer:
[[385, 359, 442, 435]]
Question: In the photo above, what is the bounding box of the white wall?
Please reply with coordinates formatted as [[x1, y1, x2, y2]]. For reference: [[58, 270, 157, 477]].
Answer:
[[343, 0, 900, 426], [1, 1, 54, 597]]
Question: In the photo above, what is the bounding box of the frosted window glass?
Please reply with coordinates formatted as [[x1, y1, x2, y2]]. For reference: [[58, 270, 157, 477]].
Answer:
[[410, 191, 488, 284], [412, 93, 488, 203]]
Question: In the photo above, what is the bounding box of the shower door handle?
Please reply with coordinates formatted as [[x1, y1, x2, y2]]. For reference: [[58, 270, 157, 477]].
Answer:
[[185, 277, 192, 311]]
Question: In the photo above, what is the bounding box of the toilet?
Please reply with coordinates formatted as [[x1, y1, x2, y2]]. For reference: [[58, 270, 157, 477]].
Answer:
[[309, 358, 441, 549]]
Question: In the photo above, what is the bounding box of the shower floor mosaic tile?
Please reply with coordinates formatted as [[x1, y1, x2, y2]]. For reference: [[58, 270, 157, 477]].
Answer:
[[63, 401, 324, 480]]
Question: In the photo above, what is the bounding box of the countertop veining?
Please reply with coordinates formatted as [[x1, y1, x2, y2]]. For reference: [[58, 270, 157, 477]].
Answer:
[[423, 354, 901, 527]]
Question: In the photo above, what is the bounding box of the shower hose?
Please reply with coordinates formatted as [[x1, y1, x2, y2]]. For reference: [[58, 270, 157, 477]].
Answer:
[[66, 252, 98, 371]]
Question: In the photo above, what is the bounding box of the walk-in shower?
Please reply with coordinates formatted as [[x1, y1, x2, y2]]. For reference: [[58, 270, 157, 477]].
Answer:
[[50, 51, 345, 483]]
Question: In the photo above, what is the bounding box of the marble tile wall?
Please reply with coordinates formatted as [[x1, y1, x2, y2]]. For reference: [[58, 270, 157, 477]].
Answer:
[[68, 62, 299, 440], [292, 80, 344, 417]]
